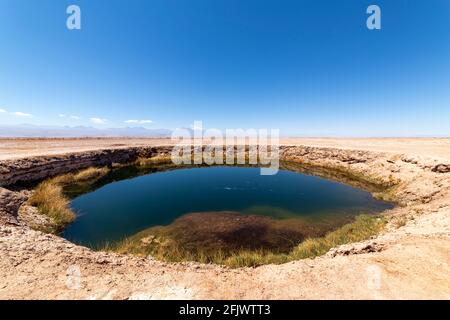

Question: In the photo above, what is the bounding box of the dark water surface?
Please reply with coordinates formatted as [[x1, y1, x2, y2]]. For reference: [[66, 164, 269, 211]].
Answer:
[[64, 166, 393, 247]]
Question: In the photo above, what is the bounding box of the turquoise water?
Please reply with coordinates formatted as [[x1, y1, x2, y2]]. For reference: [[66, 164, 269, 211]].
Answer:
[[64, 166, 393, 247]]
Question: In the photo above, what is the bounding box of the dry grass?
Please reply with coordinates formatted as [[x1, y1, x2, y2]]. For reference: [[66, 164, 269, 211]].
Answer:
[[391, 214, 415, 228], [288, 215, 385, 260], [28, 167, 110, 233], [136, 154, 173, 166], [110, 214, 386, 268], [50, 167, 110, 185], [28, 181, 74, 231]]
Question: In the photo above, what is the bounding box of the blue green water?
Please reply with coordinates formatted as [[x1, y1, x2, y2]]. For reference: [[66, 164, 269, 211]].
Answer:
[[64, 166, 393, 247]]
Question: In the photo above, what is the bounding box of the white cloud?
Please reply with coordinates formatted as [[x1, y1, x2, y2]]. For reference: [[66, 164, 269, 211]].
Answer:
[[70, 115, 81, 120], [0, 109, 33, 117], [125, 119, 153, 125], [13, 111, 33, 117], [90, 117, 108, 124], [58, 114, 66, 118]]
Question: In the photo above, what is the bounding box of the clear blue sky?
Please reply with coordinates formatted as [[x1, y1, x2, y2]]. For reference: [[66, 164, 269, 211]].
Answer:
[[0, 0, 449, 136]]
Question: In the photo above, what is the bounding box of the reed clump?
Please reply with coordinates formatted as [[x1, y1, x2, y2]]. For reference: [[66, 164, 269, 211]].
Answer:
[[28, 167, 110, 232]]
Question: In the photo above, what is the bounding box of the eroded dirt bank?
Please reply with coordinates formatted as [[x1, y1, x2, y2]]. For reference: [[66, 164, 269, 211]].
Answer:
[[0, 143, 449, 299]]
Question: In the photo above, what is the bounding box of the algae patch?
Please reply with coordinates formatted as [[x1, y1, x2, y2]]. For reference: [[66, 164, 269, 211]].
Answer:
[[111, 213, 386, 268]]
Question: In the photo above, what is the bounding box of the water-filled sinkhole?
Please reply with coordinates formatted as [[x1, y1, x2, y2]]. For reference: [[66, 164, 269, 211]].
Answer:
[[63, 165, 393, 255]]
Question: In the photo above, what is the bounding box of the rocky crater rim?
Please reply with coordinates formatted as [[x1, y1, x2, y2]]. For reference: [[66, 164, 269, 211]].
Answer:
[[1, 144, 449, 264]]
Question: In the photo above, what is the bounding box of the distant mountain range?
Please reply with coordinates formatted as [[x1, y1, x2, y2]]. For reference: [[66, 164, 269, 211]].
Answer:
[[0, 124, 172, 138]]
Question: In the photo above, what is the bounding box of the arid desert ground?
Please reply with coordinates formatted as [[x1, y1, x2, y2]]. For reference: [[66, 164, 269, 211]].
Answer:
[[0, 138, 449, 299], [2, 137, 450, 160]]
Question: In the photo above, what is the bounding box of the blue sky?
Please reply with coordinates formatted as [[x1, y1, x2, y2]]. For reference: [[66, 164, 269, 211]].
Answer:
[[0, 0, 449, 136]]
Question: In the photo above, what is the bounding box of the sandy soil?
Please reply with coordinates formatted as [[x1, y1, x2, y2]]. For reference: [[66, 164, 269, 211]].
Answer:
[[0, 139, 449, 299], [282, 138, 450, 160], [0, 138, 174, 160], [2, 137, 450, 160]]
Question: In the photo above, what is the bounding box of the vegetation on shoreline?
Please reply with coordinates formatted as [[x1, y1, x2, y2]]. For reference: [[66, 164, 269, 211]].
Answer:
[[110, 214, 386, 268], [28, 181, 75, 232], [28, 166, 111, 232], [135, 154, 173, 167]]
